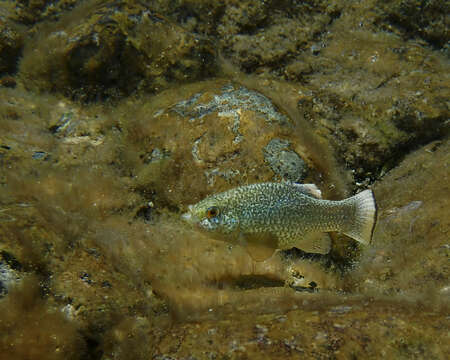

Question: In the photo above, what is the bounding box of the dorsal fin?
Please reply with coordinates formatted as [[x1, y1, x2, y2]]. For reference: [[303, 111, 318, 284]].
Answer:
[[292, 183, 322, 199]]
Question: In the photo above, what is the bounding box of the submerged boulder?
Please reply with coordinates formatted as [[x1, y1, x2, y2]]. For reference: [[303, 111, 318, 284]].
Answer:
[[19, 0, 215, 101], [116, 80, 339, 212]]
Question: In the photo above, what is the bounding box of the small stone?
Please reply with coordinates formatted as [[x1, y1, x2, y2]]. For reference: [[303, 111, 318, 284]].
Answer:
[[263, 138, 308, 181]]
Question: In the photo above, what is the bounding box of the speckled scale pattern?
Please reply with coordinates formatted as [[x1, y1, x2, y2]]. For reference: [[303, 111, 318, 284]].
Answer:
[[208, 183, 354, 248]]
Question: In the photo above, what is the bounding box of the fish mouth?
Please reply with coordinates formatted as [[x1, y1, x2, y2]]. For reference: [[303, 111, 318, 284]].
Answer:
[[181, 212, 193, 223], [181, 205, 196, 224]]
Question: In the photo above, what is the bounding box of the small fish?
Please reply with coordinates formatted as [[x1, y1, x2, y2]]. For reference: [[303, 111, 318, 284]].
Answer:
[[182, 182, 377, 261]]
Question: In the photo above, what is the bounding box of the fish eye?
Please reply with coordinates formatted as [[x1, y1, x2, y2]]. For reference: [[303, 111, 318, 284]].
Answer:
[[206, 206, 219, 219]]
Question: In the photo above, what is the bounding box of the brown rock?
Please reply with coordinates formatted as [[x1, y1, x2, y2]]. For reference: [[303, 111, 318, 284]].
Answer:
[[120, 80, 320, 211], [19, 0, 216, 101]]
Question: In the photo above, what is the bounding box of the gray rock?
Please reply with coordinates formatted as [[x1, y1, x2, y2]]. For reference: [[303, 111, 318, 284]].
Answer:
[[171, 85, 289, 126], [263, 138, 308, 182], [0, 259, 21, 297]]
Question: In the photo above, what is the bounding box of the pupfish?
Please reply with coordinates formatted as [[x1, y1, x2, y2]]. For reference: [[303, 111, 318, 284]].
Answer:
[[182, 182, 377, 261]]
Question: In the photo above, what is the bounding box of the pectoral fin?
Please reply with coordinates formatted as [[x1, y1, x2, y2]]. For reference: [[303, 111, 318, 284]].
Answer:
[[293, 232, 332, 254], [239, 232, 278, 262], [246, 243, 277, 262]]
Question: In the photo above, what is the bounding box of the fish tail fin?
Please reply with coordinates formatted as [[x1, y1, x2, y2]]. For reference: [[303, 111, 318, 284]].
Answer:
[[343, 189, 377, 245]]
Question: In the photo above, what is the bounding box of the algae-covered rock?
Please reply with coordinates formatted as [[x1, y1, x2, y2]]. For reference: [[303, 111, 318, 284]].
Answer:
[[136, 0, 450, 183], [146, 0, 225, 35], [377, 0, 449, 49], [14, 0, 80, 24], [19, 0, 216, 101], [0, 82, 350, 355], [156, 299, 447, 359], [217, 0, 341, 73], [148, 139, 449, 359], [0, 21, 23, 76], [0, 251, 22, 297], [118, 80, 326, 210], [289, 7, 450, 183], [0, 277, 87, 360], [263, 138, 308, 182], [354, 139, 450, 298], [14, 0, 449, 183], [1, 82, 448, 359], [0, 1, 449, 358]]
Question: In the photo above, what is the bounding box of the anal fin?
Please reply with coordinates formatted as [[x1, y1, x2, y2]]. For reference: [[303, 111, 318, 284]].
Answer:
[[293, 232, 332, 255]]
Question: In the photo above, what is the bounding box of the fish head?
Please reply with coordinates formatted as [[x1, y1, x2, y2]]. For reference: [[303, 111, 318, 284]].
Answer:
[[182, 195, 239, 234]]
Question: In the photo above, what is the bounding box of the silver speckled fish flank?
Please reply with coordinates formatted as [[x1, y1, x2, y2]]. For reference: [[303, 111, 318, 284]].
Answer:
[[182, 182, 377, 260]]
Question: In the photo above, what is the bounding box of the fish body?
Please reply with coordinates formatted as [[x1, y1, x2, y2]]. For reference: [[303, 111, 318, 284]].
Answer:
[[182, 182, 377, 260]]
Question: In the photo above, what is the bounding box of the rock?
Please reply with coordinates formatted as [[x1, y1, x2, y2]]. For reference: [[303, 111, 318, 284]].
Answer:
[[0, 87, 108, 169], [146, 140, 449, 359], [0, 251, 22, 297], [14, 0, 80, 24], [376, 0, 449, 49], [0, 1, 448, 358], [0, 276, 88, 360], [263, 138, 308, 182], [0, 21, 23, 75], [216, 1, 340, 73], [154, 299, 447, 359], [19, 0, 216, 101], [353, 139, 450, 297], [118, 80, 333, 211], [149, 0, 450, 183], [292, 14, 449, 183]]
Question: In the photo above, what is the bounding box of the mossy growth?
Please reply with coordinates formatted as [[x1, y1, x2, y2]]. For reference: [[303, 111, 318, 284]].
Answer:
[[14, 0, 80, 24], [0, 21, 23, 76], [0, 277, 86, 360], [18, 0, 216, 102], [376, 0, 449, 49]]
